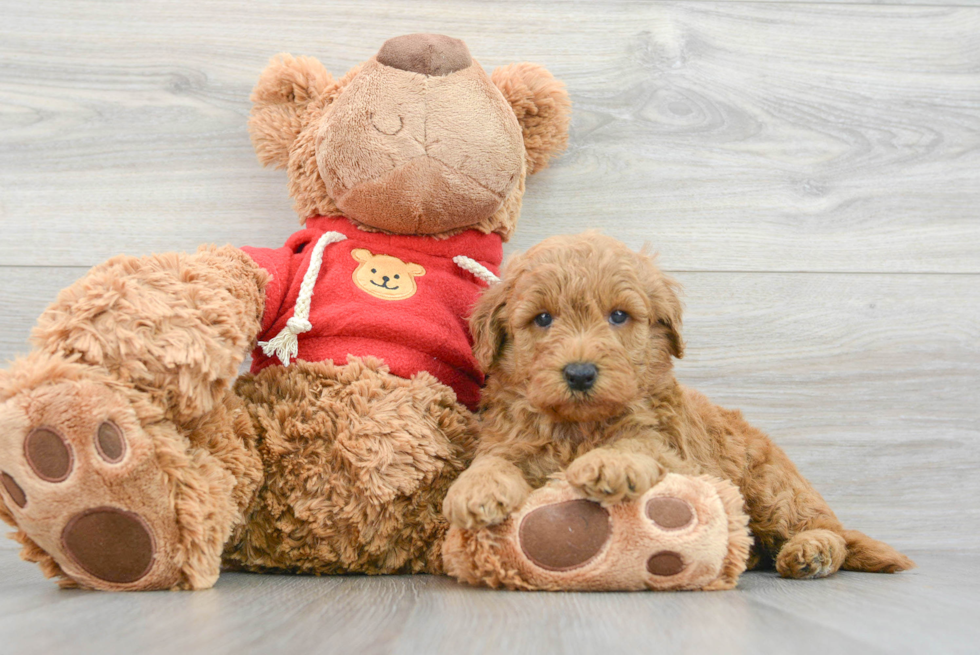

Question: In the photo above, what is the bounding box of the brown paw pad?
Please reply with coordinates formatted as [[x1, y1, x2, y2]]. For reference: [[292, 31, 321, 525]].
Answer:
[[647, 551, 686, 576], [25, 427, 73, 482], [1, 471, 27, 508], [62, 507, 155, 584], [645, 496, 694, 530], [95, 421, 126, 463], [519, 499, 611, 571]]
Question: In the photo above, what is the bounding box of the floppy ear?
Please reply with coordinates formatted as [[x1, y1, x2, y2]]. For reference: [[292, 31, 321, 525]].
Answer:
[[638, 250, 685, 359], [469, 263, 518, 373], [406, 263, 426, 277], [249, 54, 337, 168], [491, 63, 571, 175]]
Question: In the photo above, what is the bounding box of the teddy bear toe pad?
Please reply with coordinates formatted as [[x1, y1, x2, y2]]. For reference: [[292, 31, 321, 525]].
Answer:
[[444, 473, 752, 591], [645, 496, 695, 530], [0, 381, 181, 589]]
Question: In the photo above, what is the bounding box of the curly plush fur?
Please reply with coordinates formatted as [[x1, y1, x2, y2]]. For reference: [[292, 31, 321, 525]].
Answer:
[[444, 233, 915, 580]]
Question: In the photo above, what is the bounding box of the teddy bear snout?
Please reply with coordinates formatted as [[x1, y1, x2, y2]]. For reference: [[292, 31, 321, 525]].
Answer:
[[377, 33, 472, 77]]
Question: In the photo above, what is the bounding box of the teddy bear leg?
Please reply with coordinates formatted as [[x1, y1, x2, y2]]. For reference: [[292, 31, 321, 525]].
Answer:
[[0, 356, 261, 590], [443, 473, 753, 591], [0, 246, 267, 589], [222, 357, 475, 576]]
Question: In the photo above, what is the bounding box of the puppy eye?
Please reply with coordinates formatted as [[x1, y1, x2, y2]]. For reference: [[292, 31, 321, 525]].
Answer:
[[394, 274, 400, 279], [371, 268, 377, 274], [609, 310, 629, 325], [533, 312, 553, 328]]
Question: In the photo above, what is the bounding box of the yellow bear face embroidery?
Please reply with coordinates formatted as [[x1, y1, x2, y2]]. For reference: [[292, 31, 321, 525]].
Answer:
[[351, 248, 426, 301]]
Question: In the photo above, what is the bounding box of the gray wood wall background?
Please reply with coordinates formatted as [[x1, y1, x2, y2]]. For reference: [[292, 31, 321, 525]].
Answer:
[[1, 0, 977, 554]]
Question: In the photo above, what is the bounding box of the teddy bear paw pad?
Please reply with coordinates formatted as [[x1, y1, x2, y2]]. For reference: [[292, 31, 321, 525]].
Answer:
[[518, 499, 611, 571], [645, 496, 695, 530], [0, 381, 182, 590], [62, 507, 155, 584]]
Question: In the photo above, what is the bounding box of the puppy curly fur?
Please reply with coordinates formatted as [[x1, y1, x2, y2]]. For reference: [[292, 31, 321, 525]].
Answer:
[[444, 232, 914, 579]]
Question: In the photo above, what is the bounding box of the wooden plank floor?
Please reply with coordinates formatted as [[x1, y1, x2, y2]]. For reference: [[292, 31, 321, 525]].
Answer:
[[1, 544, 977, 655], [0, 0, 978, 652]]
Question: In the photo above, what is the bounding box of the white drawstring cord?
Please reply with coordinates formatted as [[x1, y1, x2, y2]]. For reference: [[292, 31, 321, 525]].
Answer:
[[453, 255, 499, 285], [259, 231, 347, 365]]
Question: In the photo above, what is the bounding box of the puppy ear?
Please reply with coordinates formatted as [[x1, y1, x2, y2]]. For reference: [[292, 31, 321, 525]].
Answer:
[[638, 251, 685, 359], [469, 260, 519, 372], [249, 54, 338, 169], [491, 63, 571, 175]]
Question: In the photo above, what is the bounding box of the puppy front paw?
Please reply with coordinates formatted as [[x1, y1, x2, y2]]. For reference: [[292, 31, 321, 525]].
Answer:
[[566, 450, 663, 504], [443, 468, 532, 530]]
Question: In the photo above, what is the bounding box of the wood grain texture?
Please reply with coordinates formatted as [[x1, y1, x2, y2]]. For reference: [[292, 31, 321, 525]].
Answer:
[[0, 547, 977, 655], [0, 1, 978, 271]]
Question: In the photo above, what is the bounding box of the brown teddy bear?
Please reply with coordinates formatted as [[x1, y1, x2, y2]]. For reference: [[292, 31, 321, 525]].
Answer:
[[0, 34, 570, 591]]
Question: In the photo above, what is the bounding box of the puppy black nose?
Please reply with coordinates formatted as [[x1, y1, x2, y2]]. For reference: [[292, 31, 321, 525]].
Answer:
[[563, 363, 598, 392], [382, 276, 390, 281]]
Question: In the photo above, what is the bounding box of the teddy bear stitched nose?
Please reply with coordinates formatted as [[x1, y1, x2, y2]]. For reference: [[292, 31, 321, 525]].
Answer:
[[377, 33, 472, 76]]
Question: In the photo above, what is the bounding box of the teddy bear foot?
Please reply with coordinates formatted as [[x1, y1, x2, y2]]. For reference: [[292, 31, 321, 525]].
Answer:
[[0, 373, 184, 590], [443, 473, 753, 591]]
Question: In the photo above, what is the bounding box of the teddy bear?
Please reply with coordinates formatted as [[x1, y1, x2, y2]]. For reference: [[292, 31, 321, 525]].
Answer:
[[0, 33, 571, 591]]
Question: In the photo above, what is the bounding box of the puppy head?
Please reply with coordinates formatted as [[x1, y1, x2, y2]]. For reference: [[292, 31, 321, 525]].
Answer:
[[472, 232, 683, 422]]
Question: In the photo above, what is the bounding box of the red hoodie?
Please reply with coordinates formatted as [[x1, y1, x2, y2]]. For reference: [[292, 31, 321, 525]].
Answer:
[[241, 216, 501, 410]]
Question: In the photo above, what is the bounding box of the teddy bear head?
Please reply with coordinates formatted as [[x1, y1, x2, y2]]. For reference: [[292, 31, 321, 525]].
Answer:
[[248, 34, 571, 240]]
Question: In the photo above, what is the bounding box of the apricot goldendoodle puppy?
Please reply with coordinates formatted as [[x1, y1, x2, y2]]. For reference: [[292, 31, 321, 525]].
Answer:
[[443, 232, 913, 580]]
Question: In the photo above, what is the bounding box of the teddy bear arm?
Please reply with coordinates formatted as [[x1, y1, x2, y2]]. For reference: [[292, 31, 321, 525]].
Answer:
[[30, 245, 267, 426]]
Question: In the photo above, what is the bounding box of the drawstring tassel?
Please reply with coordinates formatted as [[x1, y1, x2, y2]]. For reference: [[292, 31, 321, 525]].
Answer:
[[259, 231, 347, 366], [453, 255, 499, 285]]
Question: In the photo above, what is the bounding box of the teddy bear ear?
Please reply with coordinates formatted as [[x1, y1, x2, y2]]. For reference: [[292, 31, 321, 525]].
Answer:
[[491, 63, 572, 175], [248, 54, 337, 169]]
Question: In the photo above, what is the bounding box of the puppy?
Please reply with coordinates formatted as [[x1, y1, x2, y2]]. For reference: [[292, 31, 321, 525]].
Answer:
[[443, 232, 913, 579]]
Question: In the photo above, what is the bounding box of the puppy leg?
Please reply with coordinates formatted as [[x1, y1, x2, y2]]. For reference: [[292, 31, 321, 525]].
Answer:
[[565, 437, 693, 505], [740, 428, 914, 578], [443, 455, 532, 529], [775, 529, 848, 579]]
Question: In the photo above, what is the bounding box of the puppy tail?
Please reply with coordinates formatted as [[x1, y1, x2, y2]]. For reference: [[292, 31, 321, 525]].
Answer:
[[841, 529, 916, 573]]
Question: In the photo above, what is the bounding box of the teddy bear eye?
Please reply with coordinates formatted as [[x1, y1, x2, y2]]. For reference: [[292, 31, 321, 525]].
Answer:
[[609, 310, 629, 325], [394, 274, 400, 279], [371, 268, 377, 274], [533, 312, 553, 328]]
